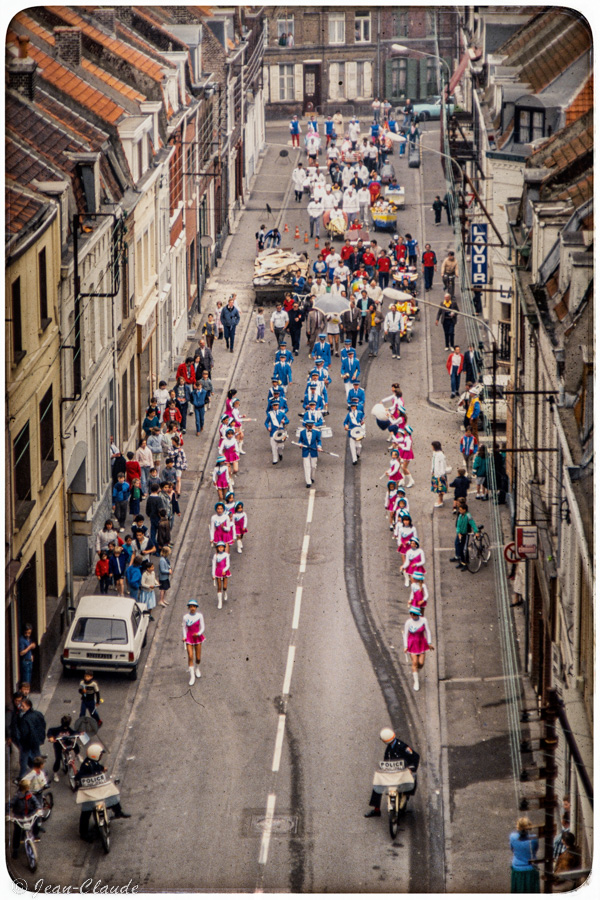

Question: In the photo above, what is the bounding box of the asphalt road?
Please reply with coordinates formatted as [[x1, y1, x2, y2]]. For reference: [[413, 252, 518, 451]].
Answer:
[[9, 124, 471, 893]]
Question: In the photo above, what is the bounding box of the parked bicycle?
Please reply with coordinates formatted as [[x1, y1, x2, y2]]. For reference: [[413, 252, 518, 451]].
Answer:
[[7, 810, 45, 872], [465, 525, 492, 573], [57, 733, 84, 791]]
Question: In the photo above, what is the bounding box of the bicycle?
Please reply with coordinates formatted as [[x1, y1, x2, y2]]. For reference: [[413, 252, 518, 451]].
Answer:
[[57, 733, 84, 791], [7, 810, 45, 872], [442, 272, 456, 300], [33, 785, 54, 822], [465, 525, 491, 573]]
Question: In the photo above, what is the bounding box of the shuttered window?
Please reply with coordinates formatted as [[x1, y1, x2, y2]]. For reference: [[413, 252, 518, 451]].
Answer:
[[279, 64, 294, 101]]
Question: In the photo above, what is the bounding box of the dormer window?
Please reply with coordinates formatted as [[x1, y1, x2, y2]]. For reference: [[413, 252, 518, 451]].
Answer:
[[515, 107, 544, 143]]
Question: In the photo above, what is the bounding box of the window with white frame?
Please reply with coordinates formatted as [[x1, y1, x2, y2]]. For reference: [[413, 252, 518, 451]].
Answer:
[[276, 17, 294, 45], [515, 108, 545, 143], [328, 12, 345, 45], [355, 12, 370, 43], [279, 64, 294, 101]]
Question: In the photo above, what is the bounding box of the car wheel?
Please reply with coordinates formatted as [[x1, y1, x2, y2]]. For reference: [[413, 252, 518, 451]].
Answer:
[[129, 664, 138, 681], [422, 112, 430, 122], [62, 661, 77, 677]]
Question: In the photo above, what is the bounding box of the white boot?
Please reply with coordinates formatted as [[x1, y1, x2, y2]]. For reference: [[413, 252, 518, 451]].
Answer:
[[413, 671, 420, 691], [194, 664, 202, 678], [217, 592, 222, 609], [403, 572, 409, 587], [237, 539, 243, 554], [188, 667, 195, 686], [406, 474, 415, 488], [223, 590, 228, 602]]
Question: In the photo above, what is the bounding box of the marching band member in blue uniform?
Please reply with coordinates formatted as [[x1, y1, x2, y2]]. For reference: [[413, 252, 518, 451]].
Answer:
[[275, 341, 294, 365], [303, 383, 326, 413], [313, 358, 332, 385], [344, 400, 365, 465], [340, 347, 361, 397], [272, 356, 293, 387], [298, 420, 322, 488], [347, 377, 366, 411], [312, 334, 332, 368], [264, 400, 289, 465], [266, 388, 288, 414], [303, 399, 324, 428]]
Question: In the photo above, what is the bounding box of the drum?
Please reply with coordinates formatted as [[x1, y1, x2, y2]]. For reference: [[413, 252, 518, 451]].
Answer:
[[272, 429, 288, 443], [320, 426, 333, 439], [350, 426, 366, 441]]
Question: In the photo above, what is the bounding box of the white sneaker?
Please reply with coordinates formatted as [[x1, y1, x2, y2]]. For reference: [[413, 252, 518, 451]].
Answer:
[[188, 667, 195, 686], [195, 665, 202, 678], [53, 773, 60, 783], [237, 546, 243, 553]]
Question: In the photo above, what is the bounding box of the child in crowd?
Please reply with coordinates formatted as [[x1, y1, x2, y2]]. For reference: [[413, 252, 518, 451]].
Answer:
[[158, 547, 172, 608], [459, 426, 478, 473], [155, 380, 170, 416], [109, 546, 127, 596], [79, 671, 102, 726], [122, 534, 134, 565], [156, 508, 172, 551], [214, 302, 225, 341], [449, 467, 472, 514], [129, 477, 142, 516], [255, 306, 266, 342], [147, 467, 161, 493], [198, 370, 213, 410], [202, 313, 217, 349], [95, 551, 110, 594]]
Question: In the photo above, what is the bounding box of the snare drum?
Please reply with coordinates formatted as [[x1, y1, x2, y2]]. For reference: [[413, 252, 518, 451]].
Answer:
[[350, 426, 366, 441], [272, 429, 288, 444]]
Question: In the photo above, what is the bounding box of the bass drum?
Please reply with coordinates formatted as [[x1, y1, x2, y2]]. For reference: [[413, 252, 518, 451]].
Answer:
[[272, 429, 288, 443], [350, 426, 366, 441]]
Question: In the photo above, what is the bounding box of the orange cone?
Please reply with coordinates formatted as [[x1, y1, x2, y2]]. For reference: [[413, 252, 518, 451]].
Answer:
[[284, 223, 289, 233], [314, 237, 319, 249], [304, 231, 309, 243], [294, 226, 300, 239]]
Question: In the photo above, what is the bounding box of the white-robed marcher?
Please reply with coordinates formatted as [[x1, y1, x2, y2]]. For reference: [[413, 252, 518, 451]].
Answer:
[[264, 402, 289, 465], [344, 401, 365, 465], [298, 421, 322, 487]]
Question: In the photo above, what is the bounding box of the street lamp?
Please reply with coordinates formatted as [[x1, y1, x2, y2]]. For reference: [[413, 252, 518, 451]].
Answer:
[[390, 44, 451, 96]]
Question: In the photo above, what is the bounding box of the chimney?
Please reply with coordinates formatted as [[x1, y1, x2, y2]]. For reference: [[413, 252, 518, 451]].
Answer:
[[8, 56, 37, 101], [116, 7, 133, 27], [94, 8, 116, 35], [54, 27, 82, 66], [17, 35, 30, 58]]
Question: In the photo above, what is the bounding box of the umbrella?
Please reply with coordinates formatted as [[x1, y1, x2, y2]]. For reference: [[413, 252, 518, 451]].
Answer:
[[382, 287, 414, 302], [313, 293, 351, 316]]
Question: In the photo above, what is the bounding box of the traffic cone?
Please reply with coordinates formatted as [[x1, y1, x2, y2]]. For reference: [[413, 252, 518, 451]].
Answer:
[[294, 226, 300, 239], [304, 232, 309, 243], [314, 237, 319, 249], [284, 223, 289, 233]]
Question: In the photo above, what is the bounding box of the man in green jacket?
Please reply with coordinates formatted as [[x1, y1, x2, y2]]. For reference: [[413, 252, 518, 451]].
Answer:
[[452, 501, 478, 570]]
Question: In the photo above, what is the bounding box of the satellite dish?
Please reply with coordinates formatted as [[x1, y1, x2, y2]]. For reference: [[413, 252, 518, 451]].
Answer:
[[199, 235, 213, 249]]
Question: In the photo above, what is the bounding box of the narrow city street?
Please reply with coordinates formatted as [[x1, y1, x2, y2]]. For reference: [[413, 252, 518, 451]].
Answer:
[[9, 120, 521, 893]]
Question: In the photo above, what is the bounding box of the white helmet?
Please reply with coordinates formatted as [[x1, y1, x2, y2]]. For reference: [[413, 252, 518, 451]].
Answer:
[[86, 742, 103, 761], [380, 727, 395, 743]]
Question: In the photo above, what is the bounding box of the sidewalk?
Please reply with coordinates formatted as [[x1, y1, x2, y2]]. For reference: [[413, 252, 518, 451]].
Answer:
[[419, 126, 526, 891]]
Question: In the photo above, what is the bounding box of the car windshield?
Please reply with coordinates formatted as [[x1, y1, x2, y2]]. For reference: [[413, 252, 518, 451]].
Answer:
[[71, 617, 128, 645]]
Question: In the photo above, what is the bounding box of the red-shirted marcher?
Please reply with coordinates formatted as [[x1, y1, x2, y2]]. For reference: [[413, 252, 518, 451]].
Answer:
[[422, 244, 437, 291]]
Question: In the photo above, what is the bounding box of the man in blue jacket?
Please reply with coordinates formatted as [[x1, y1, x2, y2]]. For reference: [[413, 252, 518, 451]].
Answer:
[[112, 473, 130, 531], [298, 420, 322, 488], [221, 297, 241, 352]]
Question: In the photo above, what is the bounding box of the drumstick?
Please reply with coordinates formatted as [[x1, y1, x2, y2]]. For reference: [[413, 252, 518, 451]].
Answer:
[[291, 441, 340, 458]]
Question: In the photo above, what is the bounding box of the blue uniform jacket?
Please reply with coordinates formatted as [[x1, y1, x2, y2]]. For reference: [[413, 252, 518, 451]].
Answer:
[[347, 387, 366, 409], [341, 356, 361, 382], [344, 411, 365, 431], [275, 349, 294, 365], [272, 361, 293, 386], [264, 410, 289, 434], [304, 386, 327, 408], [298, 428, 322, 457], [312, 341, 332, 367], [266, 395, 288, 413]]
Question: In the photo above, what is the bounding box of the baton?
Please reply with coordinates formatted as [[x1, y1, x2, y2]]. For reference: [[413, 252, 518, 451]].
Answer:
[[291, 441, 340, 458]]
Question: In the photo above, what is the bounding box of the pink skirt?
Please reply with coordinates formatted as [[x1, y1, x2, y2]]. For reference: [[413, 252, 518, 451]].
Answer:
[[385, 496, 397, 512], [406, 626, 430, 655], [224, 446, 239, 463], [215, 472, 229, 488], [400, 449, 414, 461], [389, 473, 403, 484], [213, 525, 232, 545], [398, 538, 411, 554], [214, 559, 231, 578], [406, 560, 425, 575], [235, 523, 247, 537]]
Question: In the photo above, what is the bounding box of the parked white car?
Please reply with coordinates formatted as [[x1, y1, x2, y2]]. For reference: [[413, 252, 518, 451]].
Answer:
[[62, 596, 150, 680]]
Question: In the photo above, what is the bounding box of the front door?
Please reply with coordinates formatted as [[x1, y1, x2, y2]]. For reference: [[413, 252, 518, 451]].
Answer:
[[303, 63, 321, 114]]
